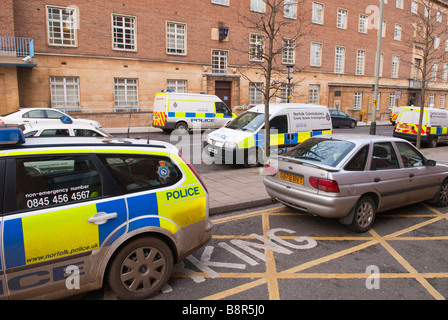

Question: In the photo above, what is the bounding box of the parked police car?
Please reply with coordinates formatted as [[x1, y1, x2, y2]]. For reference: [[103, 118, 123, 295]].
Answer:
[[0, 126, 213, 299]]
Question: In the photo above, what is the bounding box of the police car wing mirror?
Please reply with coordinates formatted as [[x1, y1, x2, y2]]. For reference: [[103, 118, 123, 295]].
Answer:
[[60, 115, 73, 124]]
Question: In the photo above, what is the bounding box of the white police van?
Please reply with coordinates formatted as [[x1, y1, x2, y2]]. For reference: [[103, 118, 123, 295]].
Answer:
[[0, 125, 212, 299], [206, 103, 333, 167], [152, 92, 236, 133]]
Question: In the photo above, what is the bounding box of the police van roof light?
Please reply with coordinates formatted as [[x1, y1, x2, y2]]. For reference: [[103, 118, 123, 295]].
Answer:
[[0, 126, 25, 145]]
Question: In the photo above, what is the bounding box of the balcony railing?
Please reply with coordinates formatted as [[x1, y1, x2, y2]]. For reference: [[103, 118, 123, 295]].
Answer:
[[0, 36, 34, 57]]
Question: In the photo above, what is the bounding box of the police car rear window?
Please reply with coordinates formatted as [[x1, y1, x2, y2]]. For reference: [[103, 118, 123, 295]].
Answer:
[[97, 154, 182, 194], [16, 155, 102, 211]]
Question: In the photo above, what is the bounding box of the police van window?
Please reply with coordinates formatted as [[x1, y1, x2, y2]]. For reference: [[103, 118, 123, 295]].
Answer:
[[15, 156, 102, 211], [98, 154, 182, 194], [216, 102, 232, 116]]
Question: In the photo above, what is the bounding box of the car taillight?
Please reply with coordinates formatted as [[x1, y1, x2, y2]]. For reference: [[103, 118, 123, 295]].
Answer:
[[426, 127, 431, 135], [264, 164, 277, 176], [309, 177, 340, 193], [0, 119, 4, 124], [178, 151, 208, 193]]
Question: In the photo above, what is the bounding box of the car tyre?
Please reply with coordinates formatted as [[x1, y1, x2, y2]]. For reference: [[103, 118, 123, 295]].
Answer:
[[244, 148, 262, 168], [434, 179, 448, 207], [108, 237, 174, 300], [349, 121, 357, 128], [350, 196, 376, 233]]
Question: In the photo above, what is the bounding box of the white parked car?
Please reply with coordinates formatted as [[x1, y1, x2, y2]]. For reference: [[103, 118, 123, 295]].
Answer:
[[23, 123, 111, 138], [0, 108, 102, 129]]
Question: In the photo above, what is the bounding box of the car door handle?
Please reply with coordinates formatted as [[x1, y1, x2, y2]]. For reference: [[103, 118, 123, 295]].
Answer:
[[88, 212, 117, 225], [409, 173, 415, 178], [374, 177, 381, 182]]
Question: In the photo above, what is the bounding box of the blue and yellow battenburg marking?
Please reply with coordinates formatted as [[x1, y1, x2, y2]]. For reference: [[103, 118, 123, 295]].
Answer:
[[237, 130, 332, 149], [2, 151, 207, 269], [167, 112, 235, 119]]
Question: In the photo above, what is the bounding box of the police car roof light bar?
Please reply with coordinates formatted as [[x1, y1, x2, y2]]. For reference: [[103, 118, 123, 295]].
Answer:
[[0, 125, 26, 145]]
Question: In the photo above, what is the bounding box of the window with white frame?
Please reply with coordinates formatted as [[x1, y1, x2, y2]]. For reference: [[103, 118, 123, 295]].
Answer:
[[280, 83, 294, 102], [443, 64, 448, 82], [411, 1, 418, 14], [436, 11, 442, 23], [249, 82, 263, 105], [284, 0, 297, 19], [50, 77, 80, 109], [441, 94, 446, 108], [310, 42, 322, 67], [166, 22, 186, 55], [308, 85, 320, 104], [212, 50, 228, 74], [394, 24, 401, 41], [435, 36, 440, 50], [354, 92, 362, 110], [337, 8, 347, 29], [282, 38, 295, 64], [251, 0, 265, 13], [389, 93, 396, 108], [429, 94, 435, 106], [47, 6, 77, 46], [212, 0, 229, 6], [396, 0, 403, 9], [432, 62, 438, 81], [382, 20, 386, 38], [114, 78, 139, 108], [167, 79, 187, 93], [334, 46, 345, 74], [445, 39, 448, 52], [312, 2, 324, 24], [392, 55, 399, 78], [359, 14, 368, 34], [356, 49, 365, 75], [112, 15, 136, 51], [250, 34, 264, 61], [379, 52, 384, 76]]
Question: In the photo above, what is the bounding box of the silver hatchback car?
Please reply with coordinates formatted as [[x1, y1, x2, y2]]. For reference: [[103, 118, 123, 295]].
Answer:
[[263, 134, 448, 232]]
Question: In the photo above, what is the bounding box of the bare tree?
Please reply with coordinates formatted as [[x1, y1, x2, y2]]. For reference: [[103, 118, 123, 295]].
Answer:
[[402, 0, 448, 148], [234, 0, 312, 160]]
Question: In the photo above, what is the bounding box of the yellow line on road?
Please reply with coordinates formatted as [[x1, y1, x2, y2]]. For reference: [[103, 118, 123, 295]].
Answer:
[[369, 229, 445, 300]]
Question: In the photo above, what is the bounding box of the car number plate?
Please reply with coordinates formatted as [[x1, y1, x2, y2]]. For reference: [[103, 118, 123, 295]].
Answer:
[[279, 171, 304, 184], [208, 146, 218, 154], [398, 124, 410, 130]]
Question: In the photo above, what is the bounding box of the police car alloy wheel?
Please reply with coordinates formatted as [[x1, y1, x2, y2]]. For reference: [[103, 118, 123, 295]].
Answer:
[[108, 237, 174, 300]]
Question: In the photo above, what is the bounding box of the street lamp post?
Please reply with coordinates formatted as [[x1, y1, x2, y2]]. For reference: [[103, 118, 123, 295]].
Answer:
[[286, 65, 294, 103], [370, 0, 384, 135]]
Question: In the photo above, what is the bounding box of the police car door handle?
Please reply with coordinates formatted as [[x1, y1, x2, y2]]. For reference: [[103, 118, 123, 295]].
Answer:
[[87, 212, 118, 225]]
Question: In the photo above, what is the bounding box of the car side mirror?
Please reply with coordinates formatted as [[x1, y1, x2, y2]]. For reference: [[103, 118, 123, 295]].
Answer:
[[427, 159, 437, 167], [60, 115, 73, 124]]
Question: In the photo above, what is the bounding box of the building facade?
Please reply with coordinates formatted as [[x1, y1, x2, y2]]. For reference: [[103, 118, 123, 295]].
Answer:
[[1, 0, 448, 127]]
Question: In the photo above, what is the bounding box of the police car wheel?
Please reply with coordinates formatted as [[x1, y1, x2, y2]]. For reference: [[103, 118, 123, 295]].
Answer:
[[108, 237, 174, 300], [244, 148, 262, 168], [174, 122, 188, 133]]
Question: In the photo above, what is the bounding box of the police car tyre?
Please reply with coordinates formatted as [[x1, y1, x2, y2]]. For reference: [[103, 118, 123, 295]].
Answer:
[[350, 196, 376, 233], [108, 237, 174, 300], [435, 179, 448, 207], [428, 137, 437, 148]]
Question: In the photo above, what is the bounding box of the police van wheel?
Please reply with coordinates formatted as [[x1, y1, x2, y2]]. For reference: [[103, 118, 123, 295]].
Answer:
[[108, 237, 174, 300], [174, 122, 188, 133], [244, 148, 262, 167]]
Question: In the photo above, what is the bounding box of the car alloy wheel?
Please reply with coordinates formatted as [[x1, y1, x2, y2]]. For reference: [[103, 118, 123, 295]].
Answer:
[[351, 196, 376, 233], [435, 179, 448, 207], [108, 237, 173, 299]]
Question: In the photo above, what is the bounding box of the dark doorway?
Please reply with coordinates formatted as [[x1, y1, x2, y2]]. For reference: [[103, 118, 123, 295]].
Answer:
[[215, 81, 232, 108]]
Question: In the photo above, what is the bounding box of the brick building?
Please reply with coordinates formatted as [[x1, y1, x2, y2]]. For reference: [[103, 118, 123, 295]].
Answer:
[[1, 0, 448, 127]]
